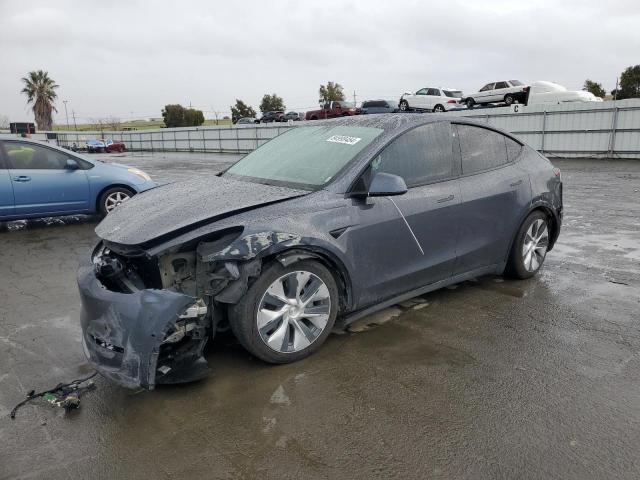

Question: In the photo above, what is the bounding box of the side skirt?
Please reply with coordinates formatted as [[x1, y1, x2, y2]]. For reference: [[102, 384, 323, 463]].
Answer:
[[336, 263, 505, 329]]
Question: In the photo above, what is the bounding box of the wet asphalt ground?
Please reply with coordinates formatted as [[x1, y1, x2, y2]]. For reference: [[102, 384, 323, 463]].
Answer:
[[1, 151, 639, 479]]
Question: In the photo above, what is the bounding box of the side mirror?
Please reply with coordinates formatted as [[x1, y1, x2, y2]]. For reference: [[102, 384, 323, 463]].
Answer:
[[65, 158, 79, 170], [368, 172, 407, 197]]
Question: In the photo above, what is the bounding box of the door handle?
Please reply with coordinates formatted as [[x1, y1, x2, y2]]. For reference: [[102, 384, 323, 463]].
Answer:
[[510, 179, 523, 187], [12, 175, 31, 182], [436, 194, 455, 203]]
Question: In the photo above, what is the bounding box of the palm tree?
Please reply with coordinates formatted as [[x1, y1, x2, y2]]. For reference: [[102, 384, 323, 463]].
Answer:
[[21, 70, 59, 130]]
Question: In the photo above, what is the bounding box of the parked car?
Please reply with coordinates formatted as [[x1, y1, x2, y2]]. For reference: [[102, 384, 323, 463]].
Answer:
[[463, 80, 530, 108], [236, 117, 259, 125], [284, 111, 302, 121], [260, 111, 285, 123], [361, 99, 399, 114], [399, 88, 464, 112], [78, 114, 562, 390], [105, 139, 126, 153], [305, 101, 360, 120], [0, 138, 156, 221], [86, 139, 106, 153], [528, 81, 604, 104]]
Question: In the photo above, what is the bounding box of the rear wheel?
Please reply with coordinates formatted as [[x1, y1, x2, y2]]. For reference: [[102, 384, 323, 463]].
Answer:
[[98, 186, 134, 216], [466, 98, 475, 109], [505, 211, 550, 279], [229, 260, 339, 363], [433, 104, 445, 113], [504, 94, 515, 105]]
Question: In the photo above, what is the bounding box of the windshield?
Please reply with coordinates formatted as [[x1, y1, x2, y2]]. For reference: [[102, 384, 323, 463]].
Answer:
[[225, 125, 383, 190], [443, 90, 463, 98], [509, 80, 524, 86]]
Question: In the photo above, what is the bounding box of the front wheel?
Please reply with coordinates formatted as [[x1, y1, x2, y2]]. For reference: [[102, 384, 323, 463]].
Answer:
[[399, 100, 409, 111], [98, 186, 134, 216], [505, 211, 550, 279], [229, 260, 339, 363]]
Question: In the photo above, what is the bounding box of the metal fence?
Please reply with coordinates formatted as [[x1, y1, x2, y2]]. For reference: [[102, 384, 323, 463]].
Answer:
[[449, 98, 640, 158], [4, 99, 640, 158], [53, 124, 295, 154]]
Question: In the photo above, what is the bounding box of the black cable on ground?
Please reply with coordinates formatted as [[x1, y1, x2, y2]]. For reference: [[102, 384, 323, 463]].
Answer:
[[10, 371, 99, 420]]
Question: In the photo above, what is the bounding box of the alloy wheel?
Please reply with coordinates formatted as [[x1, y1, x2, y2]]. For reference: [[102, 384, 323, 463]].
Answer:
[[522, 218, 549, 272], [257, 270, 331, 353], [104, 191, 131, 213]]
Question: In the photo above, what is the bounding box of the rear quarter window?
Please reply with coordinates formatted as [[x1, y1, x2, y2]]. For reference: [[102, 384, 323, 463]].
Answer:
[[505, 137, 523, 162]]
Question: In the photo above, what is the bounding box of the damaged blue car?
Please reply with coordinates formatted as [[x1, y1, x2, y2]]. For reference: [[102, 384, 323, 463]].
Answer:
[[78, 114, 563, 389]]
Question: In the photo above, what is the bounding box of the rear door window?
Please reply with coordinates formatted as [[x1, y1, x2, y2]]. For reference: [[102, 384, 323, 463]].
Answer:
[[427, 88, 440, 96], [371, 122, 455, 187], [455, 124, 509, 174], [494, 81, 508, 89]]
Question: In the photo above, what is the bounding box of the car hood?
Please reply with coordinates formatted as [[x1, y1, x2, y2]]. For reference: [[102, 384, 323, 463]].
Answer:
[[95, 175, 309, 246]]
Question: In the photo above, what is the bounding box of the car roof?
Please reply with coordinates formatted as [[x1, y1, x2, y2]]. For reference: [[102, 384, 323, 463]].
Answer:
[[311, 113, 465, 136]]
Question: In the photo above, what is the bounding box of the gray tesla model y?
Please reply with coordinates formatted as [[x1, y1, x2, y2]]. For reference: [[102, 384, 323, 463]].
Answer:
[[78, 114, 562, 389]]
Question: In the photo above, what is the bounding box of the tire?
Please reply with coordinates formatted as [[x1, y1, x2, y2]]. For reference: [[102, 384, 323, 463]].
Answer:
[[504, 94, 515, 105], [505, 211, 550, 279], [466, 98, 475, 109], [399, 100, 409, 111], [98, 186, 134, 216], [229, 260, 339, 364], [433, 104, 445, 113], [120, 146, 125, 152]]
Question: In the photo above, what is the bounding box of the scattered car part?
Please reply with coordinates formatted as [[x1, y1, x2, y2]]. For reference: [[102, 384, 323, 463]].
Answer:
[[10, 371, 97, 419]]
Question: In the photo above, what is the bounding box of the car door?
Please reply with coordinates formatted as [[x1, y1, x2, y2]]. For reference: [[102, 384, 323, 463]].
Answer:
[[0, 142, 15, 218], [3, 141, 91, 216], [476, 83, 495, 103], [413, 88, 429, 109], [452, 124, 531, 274], [493, 81, 509, 102], [425, 88, 440, 110], [345, 122, 461, 306]]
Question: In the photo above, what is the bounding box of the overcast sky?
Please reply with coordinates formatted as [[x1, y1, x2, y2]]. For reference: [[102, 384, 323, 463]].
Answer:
[[1, 0, 638, 124]]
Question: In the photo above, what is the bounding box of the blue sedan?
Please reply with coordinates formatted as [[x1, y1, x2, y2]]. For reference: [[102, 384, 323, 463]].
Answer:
[[0, 139, 156, 220]]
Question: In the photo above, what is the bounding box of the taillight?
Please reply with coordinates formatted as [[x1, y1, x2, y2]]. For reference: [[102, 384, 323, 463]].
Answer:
[[524, 86, 530, 93], [553, 167, 561, 180], [447, 99, 457, 104]]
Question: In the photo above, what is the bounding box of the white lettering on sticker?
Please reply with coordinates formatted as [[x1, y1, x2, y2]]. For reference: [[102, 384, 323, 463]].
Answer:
[[326, 135, 361, 145]]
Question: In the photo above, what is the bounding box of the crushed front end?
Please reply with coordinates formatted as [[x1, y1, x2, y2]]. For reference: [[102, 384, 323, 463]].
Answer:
[[78, 243, 212, 389], [78, 230, 303, 389]]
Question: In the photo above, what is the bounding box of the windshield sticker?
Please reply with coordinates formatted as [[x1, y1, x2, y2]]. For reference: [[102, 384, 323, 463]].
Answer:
[[326, 135, 361, 146]]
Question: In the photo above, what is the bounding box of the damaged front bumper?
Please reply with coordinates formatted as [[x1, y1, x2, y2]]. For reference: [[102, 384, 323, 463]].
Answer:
[[77, 259, 210, 390]]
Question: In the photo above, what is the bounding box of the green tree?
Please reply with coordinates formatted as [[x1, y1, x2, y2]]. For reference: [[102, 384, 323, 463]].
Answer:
[[162, 104, 204, 127], [582, 79, 606, 98], [184, 108, 204, 127], [611, 65, 640, 100], [319, 81, 345, 103], [21, 70, 59, 130], [259, 93, 285, 113], [162, 104, 185, 128], [230, 99, 257, 123]]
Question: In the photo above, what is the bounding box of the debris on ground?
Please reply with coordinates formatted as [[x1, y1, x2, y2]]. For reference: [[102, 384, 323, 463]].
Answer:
[[10, 371, 98, 419]]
